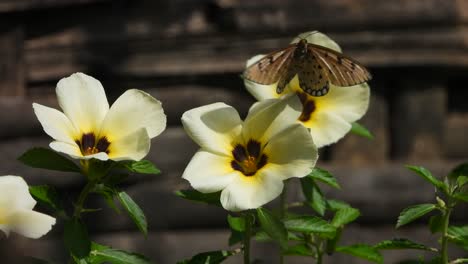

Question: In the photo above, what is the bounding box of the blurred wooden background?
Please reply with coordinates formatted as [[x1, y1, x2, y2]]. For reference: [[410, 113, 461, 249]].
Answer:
[[1, 0, 468, 263]]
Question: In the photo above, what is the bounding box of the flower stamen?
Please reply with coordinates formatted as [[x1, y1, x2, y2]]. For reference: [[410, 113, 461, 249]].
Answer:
[[231, 140, 268, 176], [76, 133, 111, 156]]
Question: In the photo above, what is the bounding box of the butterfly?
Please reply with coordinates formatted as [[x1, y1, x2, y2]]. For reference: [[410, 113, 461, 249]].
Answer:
[[243, 38, 372, 97]]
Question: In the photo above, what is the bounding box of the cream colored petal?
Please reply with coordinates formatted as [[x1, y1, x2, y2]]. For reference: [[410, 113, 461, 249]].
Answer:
[[8, 210, 55, 239], [107, 128, 150, 161], [49, 141, 85, 159], [33, 103, 78, 145], [263, 124, 317, 179], [243, 95, 302, 143], [220, 170, 284, 212], [181, 103, 242, 156], [316, 83, 370, 122], [56, 73, 109, 134], [0, 176, 36, 210], [182, 150, 238, 193], [100, 89, 166, 141], [291, 31, 342, 52], [304, 112, 352, 148]]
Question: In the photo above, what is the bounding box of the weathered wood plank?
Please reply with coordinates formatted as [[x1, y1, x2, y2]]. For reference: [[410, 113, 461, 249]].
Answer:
[[25, 27, 468, 82], [444, 113, 468, 158], [0, 27, 25, 97], [0, 0, 107, 13], [391, 81, 447, 160]]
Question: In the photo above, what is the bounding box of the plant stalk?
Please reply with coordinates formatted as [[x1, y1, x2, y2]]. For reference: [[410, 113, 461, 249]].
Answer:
[[73, 181, 95, 218], [441, 206, 453, 264], [243, 212, 252, 264]]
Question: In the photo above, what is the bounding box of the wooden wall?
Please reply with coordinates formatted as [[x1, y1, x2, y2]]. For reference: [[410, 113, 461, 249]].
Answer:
[[1, 0, 468, 263]]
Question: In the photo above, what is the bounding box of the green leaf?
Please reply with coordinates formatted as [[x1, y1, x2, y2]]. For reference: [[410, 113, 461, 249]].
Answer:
[[117, 192, 147, 236], [254, 230, 302, 242], [88, 244, 150, 264], [228, 229, 243, 246], [284, 216, 336, 239], [327, 199, 352, 211], [406, 165, 446, 191], [396, 204, 436, 228], [374, 238, 436, 251], [283, 244, 314, 256], [175, 190, 222, 207], [336, 244, 383, 264], [64, 219, 91, 258], [257, 208, 288, 249], [29, 185, 64, 213], [18, 147, 80, 172], [88, 160, 115, 181], [93, 184, 120, 213], [428, 215, 444, 233], [301, 177, 326, 216], [449, 163, 468, 180], [227, 215, 245, 232], [350, 122, 374, 140], [453, 193, 468, 203], [308, 167, 340, 189], [119, 160, 160, 175], [457, 176, 468, 188], [177, 250, 237, 264], [448, 225, 468, 250], [331, 207, 360, 227]]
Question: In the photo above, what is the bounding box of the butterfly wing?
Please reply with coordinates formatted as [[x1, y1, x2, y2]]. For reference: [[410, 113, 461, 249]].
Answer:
[[307, 43, 372, 87], [243, 45, 296, 86], [297, 48, 330, 96]]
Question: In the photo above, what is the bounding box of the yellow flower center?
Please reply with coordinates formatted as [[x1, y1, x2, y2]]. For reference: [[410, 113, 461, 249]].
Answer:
[[76, 133, 111, 156], [297, 92, 316, 122], [231, 139, 268, 177]]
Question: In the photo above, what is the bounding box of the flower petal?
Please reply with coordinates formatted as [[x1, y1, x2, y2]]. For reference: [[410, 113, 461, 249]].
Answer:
[[264, 124, 317, 179], [243, 95, 302, 143], [291, 31, 342, 52], [182, 150, 238, 193], [8, 210, 55, 239], [304, 111, 352, 148], [220, 170, 284, 211], [0, 176, 35, 210], [49, 141, 85, 159], [181, 103, 242, 156], [56, 73, 109, 134], [32, 103, 78, 145], [49, 141, 109, 160], [107, 128, 150, 161], [315, 83, 370, 122], [100, 89, 166, 141]]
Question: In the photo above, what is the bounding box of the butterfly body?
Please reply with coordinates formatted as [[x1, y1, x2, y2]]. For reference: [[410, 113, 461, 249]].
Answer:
[[244, 38, 371, 97]]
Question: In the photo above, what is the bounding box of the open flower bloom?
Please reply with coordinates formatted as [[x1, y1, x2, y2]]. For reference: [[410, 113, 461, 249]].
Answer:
[[0, 176, 55, 239], [33, 73, 167, 161], [182, 96, 318, 211], [244, 31, 370, 148]]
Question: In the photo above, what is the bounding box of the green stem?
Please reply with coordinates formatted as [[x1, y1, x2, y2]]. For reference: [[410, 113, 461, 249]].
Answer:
[[243, 212, 252, 264], [441, 206, 453, 264], [73, 181, 95, 218], [316, 240, 323, 264], [279, 181, 288, 264]]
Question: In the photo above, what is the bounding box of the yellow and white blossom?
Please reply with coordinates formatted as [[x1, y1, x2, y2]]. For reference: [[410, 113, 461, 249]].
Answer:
[[244, 31, 370, 148], [182, 96, 318, 211], [33, 73, 167, 161], [0, 176, 55, 239]]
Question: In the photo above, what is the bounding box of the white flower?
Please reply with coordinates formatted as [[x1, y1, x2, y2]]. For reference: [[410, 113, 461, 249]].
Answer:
[[33, 73, 167, 161], [244, 31, 370, 148], [181, 96, 318, 211], [0, 176, 55, 239]]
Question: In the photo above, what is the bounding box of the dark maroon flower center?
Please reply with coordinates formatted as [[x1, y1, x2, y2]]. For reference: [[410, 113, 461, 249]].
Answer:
[[230, 139, 268, 176], [297, 92, 316, 122], [75, 133, 110, 156]]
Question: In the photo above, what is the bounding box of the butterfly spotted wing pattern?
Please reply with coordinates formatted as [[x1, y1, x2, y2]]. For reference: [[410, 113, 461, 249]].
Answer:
[[244, 39, 371, 97], [308, 43, 371, 88], [243, 46, 296, 86]]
